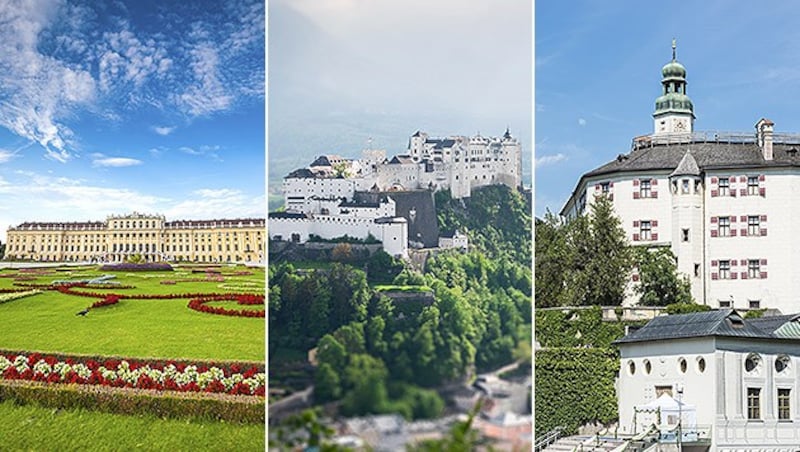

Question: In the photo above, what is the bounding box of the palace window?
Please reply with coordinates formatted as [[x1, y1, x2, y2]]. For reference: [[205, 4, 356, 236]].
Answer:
[[747, 388, 761, 420], [776, 355, 790, 373], [778, 388, 791, 421], [640, 221, 652, 241], [719, 177, 730, 196]]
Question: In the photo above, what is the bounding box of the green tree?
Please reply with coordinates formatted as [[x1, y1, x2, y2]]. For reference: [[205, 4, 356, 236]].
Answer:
[[314, 362, 341, 403], [534, 211, 570, 307], [633, 247, 693, 306], [583, 194, 633, 305]]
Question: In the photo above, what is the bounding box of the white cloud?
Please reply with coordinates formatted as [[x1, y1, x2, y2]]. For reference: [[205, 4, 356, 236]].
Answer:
[[0, 150, 16, 163], [153, 126, 175, 136], [92, 156, 143, 167], [578, 118, 587, 126], [165, 188, 264, 219], [535, 153, 567, 168], [177, 43, 232, 116], [179, 144, 222, 160]]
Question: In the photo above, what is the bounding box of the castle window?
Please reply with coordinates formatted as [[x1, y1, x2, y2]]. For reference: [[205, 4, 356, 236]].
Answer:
[[718, 260, 731, 279], [747, 176, 759, 195], [747, 216, 760, 236], [682, 229, 689, 242], [640, 179, 651, 198], [778, 388, 791, 421], [776, 355, 790, 373], [748, 260, 761, 279], [747, 388, 761, 420], [640, 221, 652, 241], [681, 179, 690, 194], [745, 353, 761, 372], [718, 177, 729, 196], [718, 217, 730, 237], [749, 300, 761, 309]]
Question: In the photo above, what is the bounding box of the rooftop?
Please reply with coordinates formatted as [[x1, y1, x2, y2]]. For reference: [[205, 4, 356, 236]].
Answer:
[[614, 309, 800, 345]]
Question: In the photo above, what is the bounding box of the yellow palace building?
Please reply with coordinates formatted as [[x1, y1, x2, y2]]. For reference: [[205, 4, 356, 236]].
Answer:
[[4, 212, 265, 264]]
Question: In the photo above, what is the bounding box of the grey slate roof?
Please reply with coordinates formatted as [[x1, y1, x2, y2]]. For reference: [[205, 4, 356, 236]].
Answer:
[[613, 309, 800, 344], [586, 142, 800, 179], [670, 151, 700, 177]]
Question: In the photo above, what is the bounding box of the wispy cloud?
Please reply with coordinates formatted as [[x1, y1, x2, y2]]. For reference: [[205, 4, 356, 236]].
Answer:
[[177, 43, 232, 116], [0, 149, 16, 164], [153, 126, 175, 136], [166, 188, 264, 219], [179, 144, 222, 160], [535, 153, 567, 168], [92, 156, 143, 167]]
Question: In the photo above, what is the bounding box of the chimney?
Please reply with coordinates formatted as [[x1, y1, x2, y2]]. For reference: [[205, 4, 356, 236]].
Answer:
[[756, 118, 774, 161]]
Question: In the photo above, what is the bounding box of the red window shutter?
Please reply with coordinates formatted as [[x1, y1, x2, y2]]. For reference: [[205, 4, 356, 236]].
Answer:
[[711, 230, 718, 238], [731, 260, 737, 266], [711, 216, 718, 223], [651, 179, 658, 186], [759, 174, 765, 182], [711, 177, 718, 184], [633, 192, 640, 199], [740, 229, 747, 236], [731, 229, 738, 237], [652, 233, 659, 241], [760, 228, 767, 236], [652, 220, 659, 227], [761, 258, 767, 265], [711, 260, 718, 267], [740, 189, 747, 196], [740, 176, 747, 183], [609, 182, 614, 188], [730, 175, 736, 182], [731, 216, 737, 223], [652, 191, 658, 198], [633, 233, 640, 241], [731, 272, 738, 280], [759, 187, 766, 196], [633, 220, 640, 227], [740, 215, 747, 222], [740, 259, 747, 265], [760, 271, 768, 279], [712, 273, 719, 280], [633, 179, 640, 186], [741, 272, 748, 280], [595, 184, 601, 191], [711, 190, 719, 197], [730, 190, 736, 197], [760, 214, 767, 221]]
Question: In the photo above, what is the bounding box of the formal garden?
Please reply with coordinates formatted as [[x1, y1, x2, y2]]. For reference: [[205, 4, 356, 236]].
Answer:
[[0, 263, 266, 450]]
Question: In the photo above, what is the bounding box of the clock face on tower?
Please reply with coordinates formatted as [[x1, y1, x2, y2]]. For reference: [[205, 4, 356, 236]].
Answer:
[[675, 120, 686, 131]]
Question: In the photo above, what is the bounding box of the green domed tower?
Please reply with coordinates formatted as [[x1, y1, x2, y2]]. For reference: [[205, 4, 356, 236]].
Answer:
[[653, 39, 695, 135]]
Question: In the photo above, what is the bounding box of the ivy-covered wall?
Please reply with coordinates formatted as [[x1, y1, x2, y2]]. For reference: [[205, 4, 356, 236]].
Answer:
[[535, 347, 619, 437]]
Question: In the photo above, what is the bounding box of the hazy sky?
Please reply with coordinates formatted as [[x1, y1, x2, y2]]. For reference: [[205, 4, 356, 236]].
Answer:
[[0, 0, 264, 241], [268, 0, 532, 197], [536, 1, 800, 216]]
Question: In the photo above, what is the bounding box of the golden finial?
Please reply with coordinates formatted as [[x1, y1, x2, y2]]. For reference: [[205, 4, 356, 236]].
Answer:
[[672, 38, 677, 60]]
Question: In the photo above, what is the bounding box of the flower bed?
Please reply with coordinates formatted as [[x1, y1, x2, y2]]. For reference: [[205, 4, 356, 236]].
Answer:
[[0, 353, 265, 397], [90, 295, 120, 309], [99, 263, 174, 272], [187, 294, 265, 318], [0, 290, 41, 305]]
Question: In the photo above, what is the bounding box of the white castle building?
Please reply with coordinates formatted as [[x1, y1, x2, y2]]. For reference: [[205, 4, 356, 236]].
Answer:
[[270, 129, 522, 257], [615, 309, 800, 450], [562, 42, 800, 315]]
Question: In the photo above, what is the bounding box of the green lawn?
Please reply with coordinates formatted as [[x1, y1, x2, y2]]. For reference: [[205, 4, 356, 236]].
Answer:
[[0, 400, 265, 451], [0, 265, 265, 362]]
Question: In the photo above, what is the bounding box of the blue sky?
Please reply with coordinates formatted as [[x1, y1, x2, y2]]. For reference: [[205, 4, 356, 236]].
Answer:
[[536, 1, 800, 216], [268, 0, 532, 207], [0, 0, 264, 241]]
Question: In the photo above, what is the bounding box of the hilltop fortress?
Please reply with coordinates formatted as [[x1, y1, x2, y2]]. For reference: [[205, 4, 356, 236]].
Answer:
[[269, 129, 523, 257]]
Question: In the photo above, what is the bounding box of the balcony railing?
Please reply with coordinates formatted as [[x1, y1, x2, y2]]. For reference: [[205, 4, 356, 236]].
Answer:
[[658, 424, 712, 444], [632, 131, 800, 150]]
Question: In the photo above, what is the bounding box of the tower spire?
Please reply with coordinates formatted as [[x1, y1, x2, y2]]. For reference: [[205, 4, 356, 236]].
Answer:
[[672, 38, 676, 61]]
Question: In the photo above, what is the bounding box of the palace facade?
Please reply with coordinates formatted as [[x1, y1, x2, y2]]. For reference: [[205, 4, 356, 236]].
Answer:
[[5, 212, 265, 264], [562, 43, 800, 315]]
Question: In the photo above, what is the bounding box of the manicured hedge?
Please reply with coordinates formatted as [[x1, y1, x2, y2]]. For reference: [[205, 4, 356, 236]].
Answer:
[[535, 347, 619, 437], [0, 380, 264, 424]]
